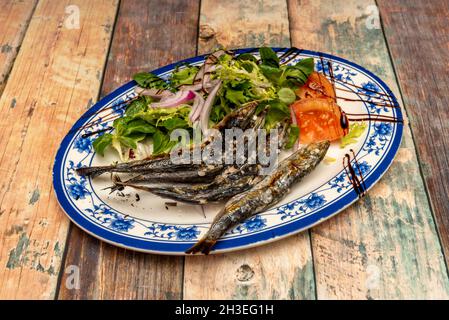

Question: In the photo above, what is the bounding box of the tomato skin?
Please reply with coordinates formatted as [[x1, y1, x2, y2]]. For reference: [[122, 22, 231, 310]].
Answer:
[[291, 97, 347, 144], [296, 72, 336, 100]]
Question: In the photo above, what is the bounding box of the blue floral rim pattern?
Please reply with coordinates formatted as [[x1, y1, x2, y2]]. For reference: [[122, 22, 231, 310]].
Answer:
[[52, 48, 403, 254]]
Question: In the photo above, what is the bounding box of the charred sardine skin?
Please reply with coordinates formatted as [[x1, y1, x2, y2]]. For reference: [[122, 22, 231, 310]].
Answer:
[[76, 103, 258, 178], [108, 121, 284, 202], [107, 166, 223, 193], [113, 164, 262, 204], [186, 140, 330, 254]]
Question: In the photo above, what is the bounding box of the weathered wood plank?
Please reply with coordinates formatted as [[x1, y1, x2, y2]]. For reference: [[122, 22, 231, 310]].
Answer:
[[183, 0, 316, 300], [57, 0, 200, 300], [0, 0, 119, 299], [288, 0, 449, 299], [377, 0, 449, 267], [198, 0, 290, 53], [184, 234, 315, 299], [0, 0, 38, 94]]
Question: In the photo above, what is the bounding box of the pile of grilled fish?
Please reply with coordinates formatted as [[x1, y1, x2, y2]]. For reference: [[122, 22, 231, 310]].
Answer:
[[77, 102, 329, 254]]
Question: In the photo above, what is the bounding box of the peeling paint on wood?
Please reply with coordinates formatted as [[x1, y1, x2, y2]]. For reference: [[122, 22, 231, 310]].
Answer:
[[5, 225, 25, 236], [0, 0, 119, 299], [85, 98, 93, 110], [184, 234, 316, 300], [183, 0, 316, 300], [1, 44, 12, 53], [377, 0, 449, 267], [5, 232, 59, 276], [199, 0, 290, 53], [58, 0, 199, 300], [28, 188, 40, 205], [288, 0, 449, 299], [6, 233, 30, 269], [0, 0, 38, 92]]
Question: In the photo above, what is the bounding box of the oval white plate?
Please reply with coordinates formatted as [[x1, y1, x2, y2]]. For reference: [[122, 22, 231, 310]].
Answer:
[[53, 48, 403, 255]]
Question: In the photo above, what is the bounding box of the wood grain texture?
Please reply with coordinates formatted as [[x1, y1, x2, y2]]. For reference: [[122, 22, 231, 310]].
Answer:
[[0, 0, 119, 299], [288, 0, 449, 299], [183, 0, 316, 300], [198, 0, 290, 53], [377, 0, 449, 266], [0, 0, 38, 94], [57, 0, 200, 300]]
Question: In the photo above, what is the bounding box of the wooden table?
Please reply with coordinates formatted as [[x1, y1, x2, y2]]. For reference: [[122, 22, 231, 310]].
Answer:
[[0, 0, 448, 299]]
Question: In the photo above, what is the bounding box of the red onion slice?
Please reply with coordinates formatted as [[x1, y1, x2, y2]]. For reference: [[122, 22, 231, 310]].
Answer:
[[200, 80, 222, 134], [150, 90, 196, 108], [189, 93, 205, 122]]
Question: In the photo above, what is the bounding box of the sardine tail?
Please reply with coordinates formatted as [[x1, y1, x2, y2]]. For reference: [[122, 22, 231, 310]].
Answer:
[[76, 166, 107, 178], [185, 238, 217, 255], [107, 175, 124, 193]]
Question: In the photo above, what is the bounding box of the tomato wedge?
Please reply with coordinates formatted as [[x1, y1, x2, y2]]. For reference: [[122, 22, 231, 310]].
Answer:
[[296, 71, 336, 100], [291, 97, 348, 144]]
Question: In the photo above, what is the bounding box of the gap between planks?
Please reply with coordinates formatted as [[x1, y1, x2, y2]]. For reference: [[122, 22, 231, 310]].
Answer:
[[288, 0, 449, 299], [56, 0, 200, 300], [0, 0, 120, 299], [0, 0, 38, 98], [183, 0, 316, 300], [377, 0, 449, 272]]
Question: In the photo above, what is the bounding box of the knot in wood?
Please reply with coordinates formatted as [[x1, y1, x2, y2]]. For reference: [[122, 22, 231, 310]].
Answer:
[[199, 24, 216, 40], [236, 264, 255, 282]]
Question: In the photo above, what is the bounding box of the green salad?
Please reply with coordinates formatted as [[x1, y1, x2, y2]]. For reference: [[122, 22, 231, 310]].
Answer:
[[92, 47, 315, 161]]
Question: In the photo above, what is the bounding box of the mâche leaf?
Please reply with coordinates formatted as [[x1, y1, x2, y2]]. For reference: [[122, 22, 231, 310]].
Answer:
[[295, 57, 315, 74], [236, 52, 258, 62], [92, 133, 113, 156], [279, 58, 315, 87], [259, 64, 282, 83], [264, 99, 290, 130], [285, 125, 300, 149], [133, 72, 170, 90], [259, 47, 280, 68], [259, 57, 314, 89], [278, 87, 296, 104]]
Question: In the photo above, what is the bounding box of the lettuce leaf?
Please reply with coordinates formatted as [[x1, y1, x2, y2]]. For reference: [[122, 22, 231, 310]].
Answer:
[[93, 103, 192, 159], [285, 125, 300, 149], [152, 129, 176, 155], [340, 122, 367, 148], [133, 72, 170, 90], [263, 99, 290, 130], [170, 65, 199, 87], [123, 119, 156, 135], [92, 133, 113, 156], [259, 47, 280, 68], [125, 96, 151, 116]]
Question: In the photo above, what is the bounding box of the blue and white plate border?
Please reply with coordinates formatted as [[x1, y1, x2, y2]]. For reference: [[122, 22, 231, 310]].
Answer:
[[53, 48, 403, 255]]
